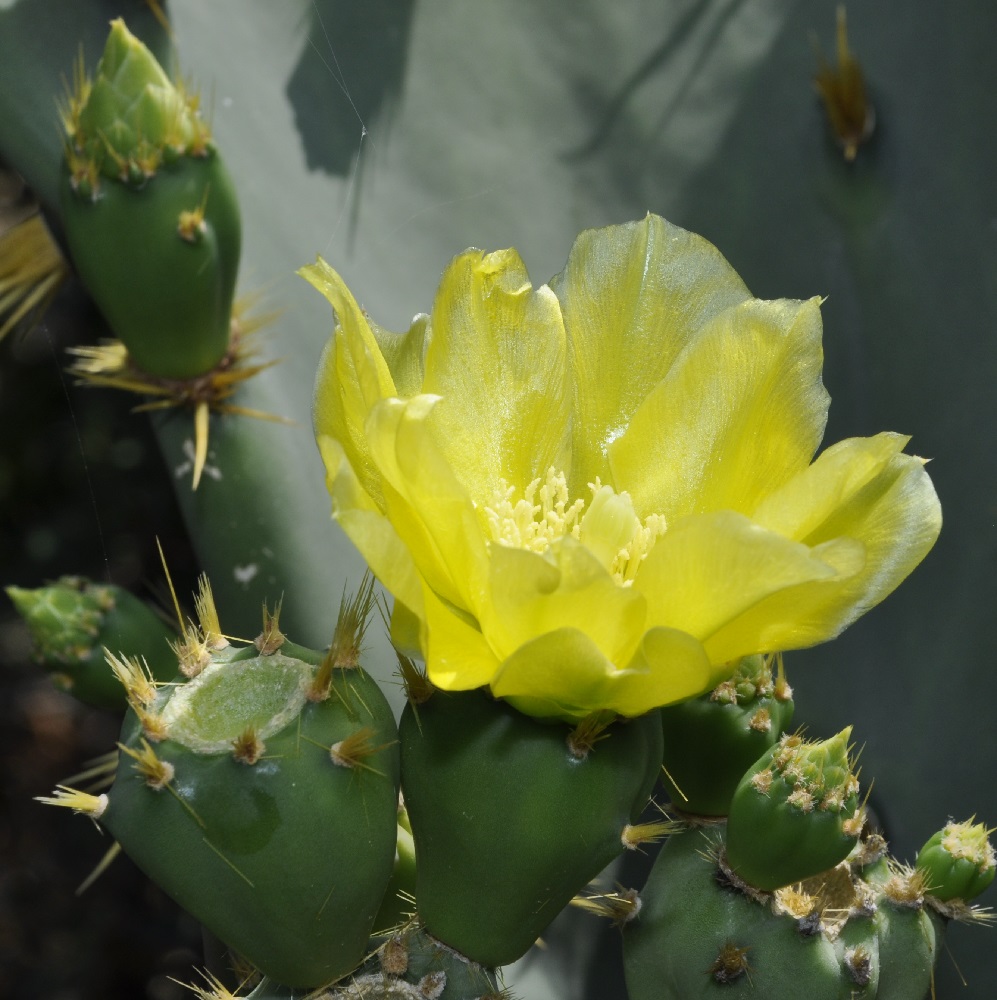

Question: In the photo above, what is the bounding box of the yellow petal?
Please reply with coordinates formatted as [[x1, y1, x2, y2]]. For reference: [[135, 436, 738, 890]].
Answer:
[[306, 258, 397, 507], [752, 432, 922, 543], [482, 538, 646, 668], [491, 625, 714, 721], [610, 297, 828, 521], [626, 626, 723, 707], [369, 312, 430, 398], [423, 582, 500, 691], [737, 434, 943, 648], [317, 434, 425, 618], [365, 394, 489, 611], [550, 214, 751, 492], [635, 509, 864, 647], [422, 248, 571, 503]]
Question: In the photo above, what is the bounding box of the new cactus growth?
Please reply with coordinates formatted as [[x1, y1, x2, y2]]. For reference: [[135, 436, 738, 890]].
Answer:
[[59, 18, 240, 381], [6, 576, 177, 708], [399, 688, 663, 968], [724, 728, 863, 891], [916, 817, 996, 903], [659, 653, 794, 816]]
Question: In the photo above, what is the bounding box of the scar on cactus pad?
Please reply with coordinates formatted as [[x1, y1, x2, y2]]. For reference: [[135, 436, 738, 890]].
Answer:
[[58, 18, 288, 488]]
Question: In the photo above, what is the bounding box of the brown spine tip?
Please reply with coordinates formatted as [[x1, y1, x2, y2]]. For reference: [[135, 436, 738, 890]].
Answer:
[[232, 728, 265, 765], [379, 935, 409, 976], [254, 597, 286, 655], [329, 727, 392, 773], [709, 941, 751, 984], [310, 574, 379, 700], [567, 713, 614, 760]]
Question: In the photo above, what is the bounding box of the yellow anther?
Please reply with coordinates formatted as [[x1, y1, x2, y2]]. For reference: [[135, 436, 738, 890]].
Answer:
[[482, 468, 666, 585]]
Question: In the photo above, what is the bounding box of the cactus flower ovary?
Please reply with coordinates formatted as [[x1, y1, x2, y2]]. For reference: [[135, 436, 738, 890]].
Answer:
[[307, 214, 941, 723]]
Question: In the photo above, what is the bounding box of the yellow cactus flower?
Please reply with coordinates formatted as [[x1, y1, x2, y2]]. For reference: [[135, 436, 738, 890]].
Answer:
[[304, 214, 940, 723]]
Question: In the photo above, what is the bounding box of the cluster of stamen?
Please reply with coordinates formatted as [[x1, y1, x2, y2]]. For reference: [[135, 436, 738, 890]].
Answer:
[[481, 467, 666, 586], [483, 468, 585, 553]]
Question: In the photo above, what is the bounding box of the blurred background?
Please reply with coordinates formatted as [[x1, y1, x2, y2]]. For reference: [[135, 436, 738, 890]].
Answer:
[[2, 0, 995, 996]]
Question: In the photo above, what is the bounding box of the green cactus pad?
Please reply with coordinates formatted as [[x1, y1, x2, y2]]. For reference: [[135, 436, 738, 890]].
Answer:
[[399, 688, 663, 968], [659, 655, 794, 816], [101, 645, 400, 987], [624, 823, 945, 1000], [60, 19, 240, 381], [724, 729, 862, 891], [625, 825, 844, 1000], [60, 152, 240, 380], [6, 577, 176, 708], [916, 818, 996, 902], [874, 898, 942, 1000]]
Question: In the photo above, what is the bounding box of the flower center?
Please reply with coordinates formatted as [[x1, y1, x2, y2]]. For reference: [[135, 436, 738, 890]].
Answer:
[[482, 468, 666, 585]]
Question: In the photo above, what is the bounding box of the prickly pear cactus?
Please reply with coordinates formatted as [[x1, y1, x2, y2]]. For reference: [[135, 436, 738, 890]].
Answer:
[[623, 822, 951, 1000], [59, 18, 240, 381], [724, 729, 863, 891], [399, 687, 664, 968], [6, 576, 176, 708], [42, 579, 401, 989], [659, 653, 794, 816]]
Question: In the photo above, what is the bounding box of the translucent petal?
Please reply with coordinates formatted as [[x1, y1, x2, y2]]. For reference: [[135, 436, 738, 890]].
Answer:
[[365, 394, 489, 612], [482, 538, 646, 667], [722, 437, 944, 654], [370, 312, 431, 399], [635, 509, 864, 643], [610, 297, 828, 521], [305, 258, 397, 506], [317, 435, 424, 617], [422, 583, 500, 692], [549, 214, 751, 492], [422, 248, 571, 504], [751, 432, 923, 543]]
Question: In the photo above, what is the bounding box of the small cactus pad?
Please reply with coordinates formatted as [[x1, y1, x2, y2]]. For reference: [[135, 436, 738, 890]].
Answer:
[[916, 818, 996, 902], [100, 641, 400, 987], [399, 688, 663, 967], [6, 577, 176, 707], [724, 728, 862, 891], [659, 654, 794, 816]]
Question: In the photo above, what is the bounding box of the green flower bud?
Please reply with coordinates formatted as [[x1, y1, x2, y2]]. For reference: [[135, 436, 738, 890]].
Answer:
[[72, 19, 203, 178], [60, 19, 240, 380], [916, 818, 996, 902], [725, 728, 863, 891], [659, 654, 794, 816], [6, 577, 176, 708]]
